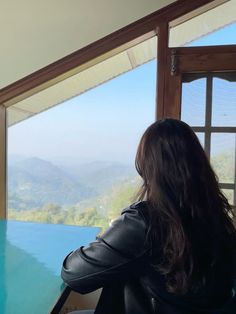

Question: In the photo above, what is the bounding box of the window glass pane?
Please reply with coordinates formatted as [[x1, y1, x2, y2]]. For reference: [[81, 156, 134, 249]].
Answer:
[[221, 189, 234, 205], [195, 132, 205, 148], [7, 59, 156, 229], [181, 78, 206, 126], [169, 1, 236, 47], [212, 76, 236, 127], [210, 133, 235, 184]]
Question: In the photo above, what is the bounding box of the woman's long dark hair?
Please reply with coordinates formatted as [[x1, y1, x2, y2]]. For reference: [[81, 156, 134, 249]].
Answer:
[[135, 119, 236, 294]]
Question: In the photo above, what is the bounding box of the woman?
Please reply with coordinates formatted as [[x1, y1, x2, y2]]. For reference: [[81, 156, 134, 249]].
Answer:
[[61, 119, 236, 314]]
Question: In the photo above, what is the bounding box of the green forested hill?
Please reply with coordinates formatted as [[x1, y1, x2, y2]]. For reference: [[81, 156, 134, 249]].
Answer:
[[8, 176, 140, 230], [8, 151, 234, 230], [8, 156, 139, 229], [8, 157, 135, 211], [8, 157, 94, 210]]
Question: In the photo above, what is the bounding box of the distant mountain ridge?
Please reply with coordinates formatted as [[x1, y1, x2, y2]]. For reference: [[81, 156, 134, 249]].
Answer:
[[59, 160, 136, 193], [8, 156, 136, 211], [8, 157, 93, 210]]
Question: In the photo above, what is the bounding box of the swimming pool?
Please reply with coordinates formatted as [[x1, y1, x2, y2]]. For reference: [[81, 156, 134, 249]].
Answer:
[[0, 220, 100, 314]]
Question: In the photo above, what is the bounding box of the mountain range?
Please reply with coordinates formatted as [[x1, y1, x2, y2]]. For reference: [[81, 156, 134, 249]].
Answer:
[[8, 156, 136, 210]]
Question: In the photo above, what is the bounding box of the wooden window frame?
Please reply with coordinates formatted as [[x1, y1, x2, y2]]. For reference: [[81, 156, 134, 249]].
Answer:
[[183, 73, 236, 205], [159, 45, 236, 120], [164, 49, 236, 206]]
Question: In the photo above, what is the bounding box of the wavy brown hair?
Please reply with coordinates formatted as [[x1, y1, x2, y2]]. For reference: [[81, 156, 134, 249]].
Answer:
[[135, 119, 236, 294]]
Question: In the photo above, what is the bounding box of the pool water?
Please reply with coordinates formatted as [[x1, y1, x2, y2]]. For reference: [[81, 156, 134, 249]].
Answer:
[[0, 220, 99, 314]]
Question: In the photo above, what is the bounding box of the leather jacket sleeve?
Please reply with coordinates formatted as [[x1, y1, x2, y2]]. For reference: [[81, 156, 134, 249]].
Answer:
[[61, 203, 150, 294]]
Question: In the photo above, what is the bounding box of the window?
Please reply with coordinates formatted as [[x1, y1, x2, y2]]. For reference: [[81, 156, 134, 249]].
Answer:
[[181, 73, 236, 205], [7, 37, 157, 229]]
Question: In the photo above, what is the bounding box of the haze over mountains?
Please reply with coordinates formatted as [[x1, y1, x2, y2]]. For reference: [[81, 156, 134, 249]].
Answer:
[[8, 155, 136, 211]]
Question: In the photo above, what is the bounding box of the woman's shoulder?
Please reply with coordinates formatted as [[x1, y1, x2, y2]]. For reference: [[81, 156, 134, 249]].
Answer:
[[121, 201, 150, 226], [98, 201, 150, 257]]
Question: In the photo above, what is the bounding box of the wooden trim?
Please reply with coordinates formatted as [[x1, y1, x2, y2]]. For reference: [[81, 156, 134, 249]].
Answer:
[[183, 72, 236, 82], [0, 0, 216, 106], [169, 0, 227, 28], [50, 286, 71, 314], [156, 23, 169, 120], [164, 74, 182, 119], [162, 49, 182, 119], [159, 0, 223, 24], [192, 127, 236, 132], [204, 75, 213, 158], [174, 46, 236, 73], [179, 53, 236, 73], [0, 105, 7, 219], [172, 45, 236, 54]]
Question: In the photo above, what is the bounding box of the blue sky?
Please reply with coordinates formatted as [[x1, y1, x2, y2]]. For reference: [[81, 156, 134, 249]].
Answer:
[[187, 22, 236, 46], [8, 22, 236, 164], [8, 61, 156, 164]]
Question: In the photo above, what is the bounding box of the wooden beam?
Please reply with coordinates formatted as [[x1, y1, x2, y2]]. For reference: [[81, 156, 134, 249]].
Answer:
[[177, 48, 236, 73], [0, 105, 7, 219], [164, 74, 182, 119], [156, 22, 169, 120], [171, 45, 236, 55], [0, 0, 216, 107], [162, 48, 182, 119]]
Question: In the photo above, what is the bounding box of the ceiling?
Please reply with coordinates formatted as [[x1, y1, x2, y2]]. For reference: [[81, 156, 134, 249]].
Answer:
[[0, 0, 175, 89]]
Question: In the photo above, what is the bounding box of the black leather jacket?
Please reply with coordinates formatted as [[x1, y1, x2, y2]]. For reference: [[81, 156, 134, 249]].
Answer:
[[61, 201, 236, 314]]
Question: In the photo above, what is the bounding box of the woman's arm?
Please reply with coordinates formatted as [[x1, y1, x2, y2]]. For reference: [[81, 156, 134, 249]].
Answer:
[[61, 204, 150, 294]]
